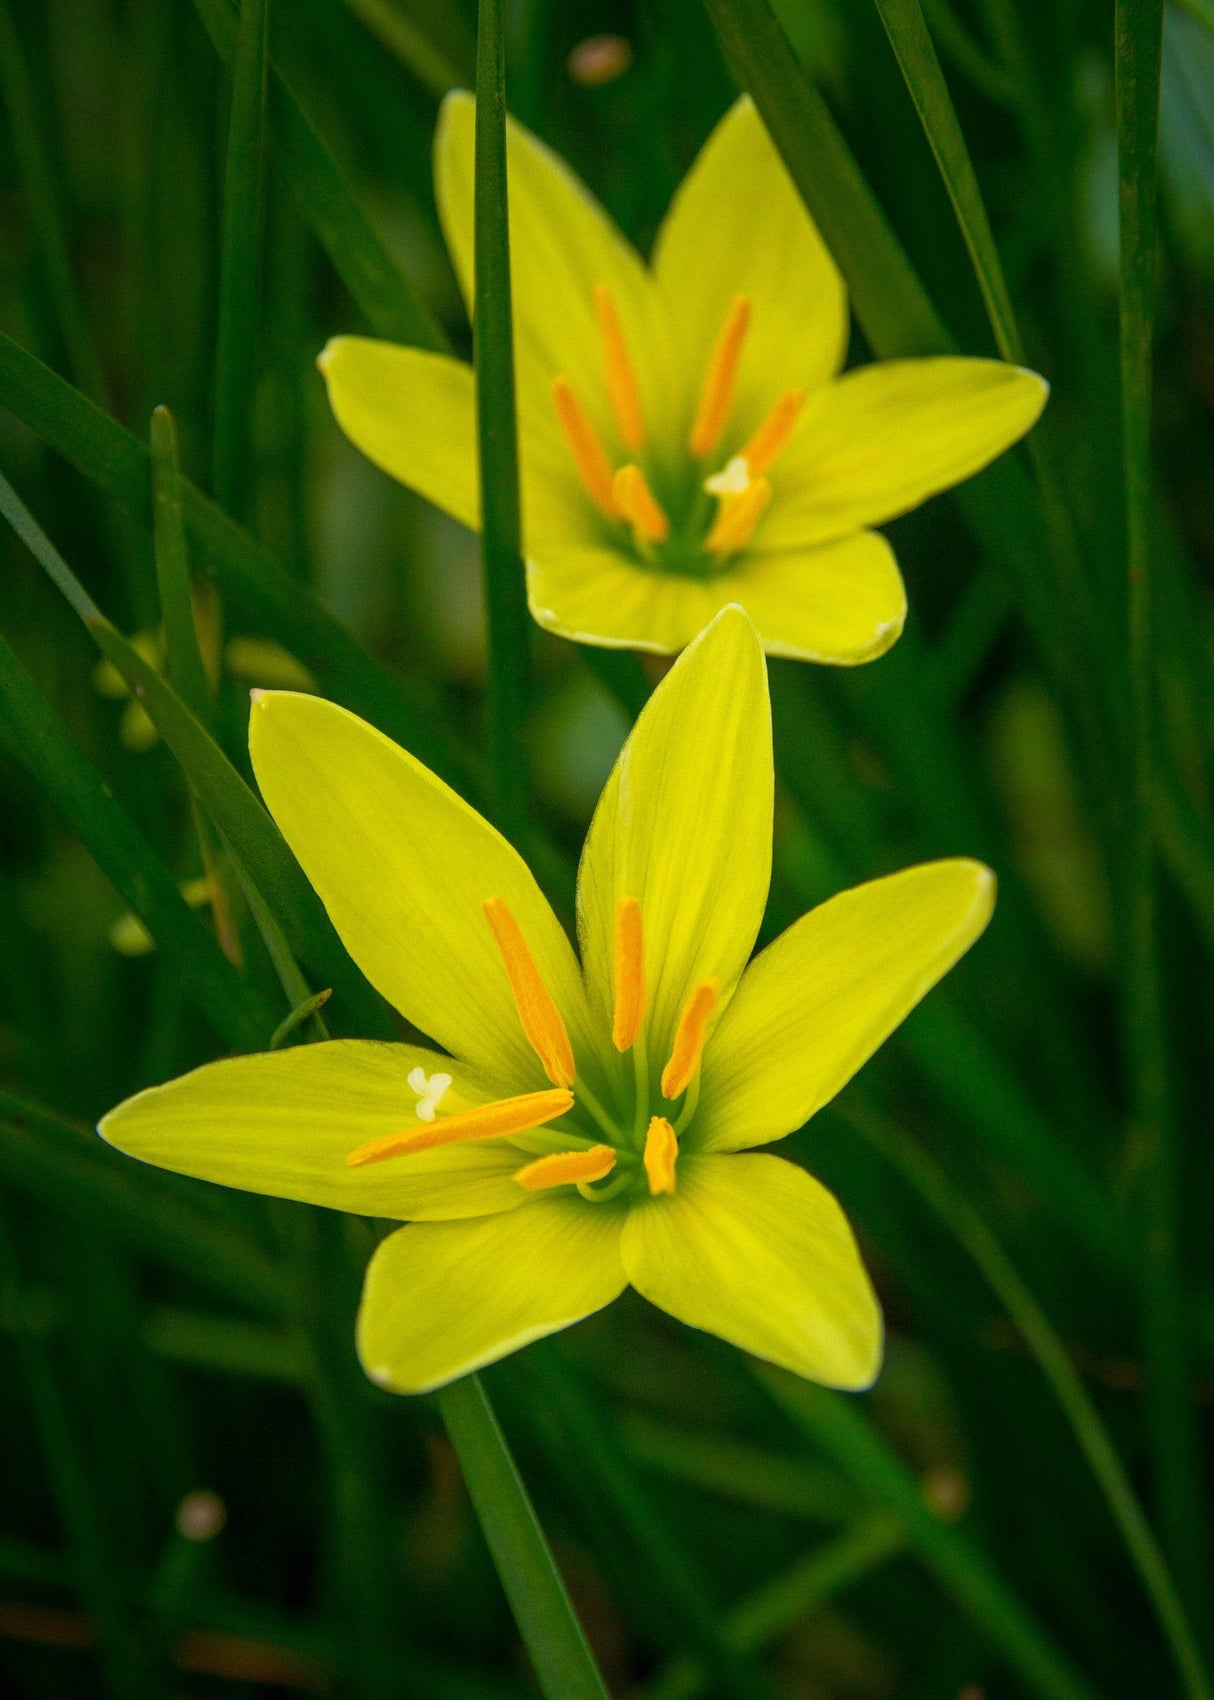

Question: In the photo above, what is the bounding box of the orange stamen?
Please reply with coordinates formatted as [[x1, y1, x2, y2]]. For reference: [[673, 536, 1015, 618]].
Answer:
[[612, 464, 670, 545], [705, 478, 772, 557], [484, 898, 576, 1088], [552, 377, 620, 517], [661, 979, 719, 1099], [515, 1144, 617, 1192], [643, 1116, 678, 1196], [612, 897, 646, 1051], [347, 1089, 573, 1168], [740, 388, 806, 475], [688, 296, 751, 459], [594, 284, 646, 452]]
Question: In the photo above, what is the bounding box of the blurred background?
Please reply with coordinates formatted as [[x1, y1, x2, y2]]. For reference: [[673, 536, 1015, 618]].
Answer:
[[1, 0, 1213, 1695]]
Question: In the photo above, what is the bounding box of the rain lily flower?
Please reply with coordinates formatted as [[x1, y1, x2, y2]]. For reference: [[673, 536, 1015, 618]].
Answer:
[[320, 95, 1047, 663], [100, 609, 994, 1393]]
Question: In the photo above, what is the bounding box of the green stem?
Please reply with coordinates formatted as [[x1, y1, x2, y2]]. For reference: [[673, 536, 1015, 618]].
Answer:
[[213, 0, 271, 513], [1114, 0, 1209, 1606], [473, 0, 531, 843], [435, 1375, 611, 1700], [843, 1097, 1213, 1700]]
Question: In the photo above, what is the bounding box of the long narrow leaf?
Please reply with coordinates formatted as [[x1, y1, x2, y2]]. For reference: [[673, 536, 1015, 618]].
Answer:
[[473, 0, 530, 842], [0, 468, 394, 1039], [193, 0, 450, 351], [0, 330, 474, 790], [872, 0, 1023, 362], [758, 1368, 1102, 1700], [0, 629, 272, 1054]]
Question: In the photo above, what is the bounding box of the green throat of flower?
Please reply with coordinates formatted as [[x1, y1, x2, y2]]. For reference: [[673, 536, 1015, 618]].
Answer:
[[345, 893, 716, 1205], [550, 285, 805, 578]]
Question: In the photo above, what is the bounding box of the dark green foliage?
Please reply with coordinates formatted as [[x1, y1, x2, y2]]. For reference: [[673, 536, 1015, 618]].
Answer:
[[0, 0, 1212, 1696]]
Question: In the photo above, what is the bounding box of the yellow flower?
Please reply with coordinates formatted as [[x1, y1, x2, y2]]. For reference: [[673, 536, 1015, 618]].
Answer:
[[320, 95, 1047, 664], [100, 608, 993, 1393]]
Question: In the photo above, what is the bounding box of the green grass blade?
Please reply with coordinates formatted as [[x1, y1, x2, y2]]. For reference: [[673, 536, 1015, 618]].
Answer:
[[844, 1097, 1213, 1700], [150, 407, 213, 723], [621, 1416, 861, 1524], [192, 0, 449, 350], [757, 1368, 1102, 1700], [0, 330, 473, 788], [643, 1514, 906, 1700], [0, 465, 393, 1039], [0, 1095, 288, 1316], [0, 0, 108, 405], [1115, 0, 1210, 1605], [0, 629, 272, 1054], [872, 0, 1023, 362], [213, 0, 271, 513], [0, 1212, 154, 1698], [473, 0, 530, 843], [436, 1375, 611, 1700], [344, 0, 475, 94]]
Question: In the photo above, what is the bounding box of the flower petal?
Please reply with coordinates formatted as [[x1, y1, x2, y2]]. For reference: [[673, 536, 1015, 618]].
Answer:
[[761, 359, 1049, 550], [319, 338, 479, 530], [652, 97, 848, 447], [621, 1154, 881, 1389], [528, 543, 742, 654], [319, 335, 603, 550], [434, 92, 678, 457], [731, 534, 906, 664], [576, 606, 772, 1069], [99, 1042, 529, 1220], [248, 692, 593, 1085], [694, 860, 995, 1154], [527, 530, 903, 664], [357, 1197, 626, 1392]]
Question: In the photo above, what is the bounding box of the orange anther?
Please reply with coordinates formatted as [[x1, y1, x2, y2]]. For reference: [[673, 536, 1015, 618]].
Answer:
[[612, 896, 646, 1051], [612, 464, 671, 545], [552, 377, 620, 517], [643, 1116, 678, 1196], [741, 388, 806, 475], [705, 478, 772, 557], [661, 979, 719, 1099], [514, 1144, 617, 1191], [594, 284, 646, 452], [484, 898, 576, 1088], [346, 1089, 573, 1167], [689, 296, 752, 459]]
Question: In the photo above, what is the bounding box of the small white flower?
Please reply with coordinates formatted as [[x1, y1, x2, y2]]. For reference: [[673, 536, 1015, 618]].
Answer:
[[407, 1066, 452, 1122]]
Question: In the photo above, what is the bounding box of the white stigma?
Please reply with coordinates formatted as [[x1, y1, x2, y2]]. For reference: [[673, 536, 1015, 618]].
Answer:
[[704, 455, 751, 497], [407, 1066, 453, 1122]]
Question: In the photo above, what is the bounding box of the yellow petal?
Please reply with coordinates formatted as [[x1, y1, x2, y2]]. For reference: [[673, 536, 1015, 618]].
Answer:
[[694, 860, 995, 1154], [318, 338, 479, 530], [99, 1042, 530, 1221], [726, 533, 906, 664], [248, 692, 594, 1085], [761, 358, 1049, 550], [577, 606, 771, 1071], [526, 531, 905, 665], [433, 92, 678, 459], [527, 544, 737, 655], [653, 97, 847, 448], [621, 1154, 881, 1389], [357, 1197, 626, 1392], [319, 335, 602, 550]]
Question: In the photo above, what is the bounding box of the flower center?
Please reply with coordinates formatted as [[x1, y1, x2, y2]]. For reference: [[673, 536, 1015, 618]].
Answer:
[[550, 287, 806, 576], [343, 897, 717, 1205]]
